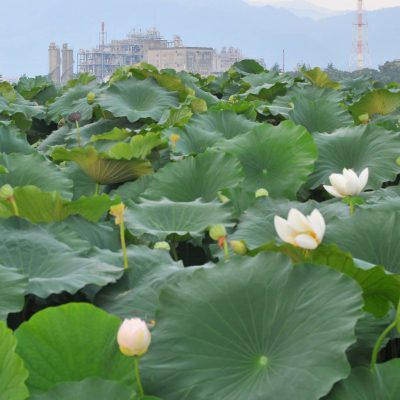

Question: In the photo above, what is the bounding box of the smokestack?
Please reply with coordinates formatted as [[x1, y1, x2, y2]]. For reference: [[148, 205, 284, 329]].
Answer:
[[61, 43, 74, 84], [48, 42, 61, 83]]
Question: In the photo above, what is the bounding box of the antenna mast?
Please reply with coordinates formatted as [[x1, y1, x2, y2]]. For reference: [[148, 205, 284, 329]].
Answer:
[[351, 0, 369, 70], [357, 0, 365, 70]]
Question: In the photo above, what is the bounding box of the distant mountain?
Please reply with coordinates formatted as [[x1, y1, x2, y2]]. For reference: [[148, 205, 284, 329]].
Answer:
[[259, 0, 346, 20], [1, 0, 400, 76]]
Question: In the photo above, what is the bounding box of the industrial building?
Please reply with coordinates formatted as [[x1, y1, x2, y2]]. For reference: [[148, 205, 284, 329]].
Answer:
[[77, 26, 170, 80], [147, 45, 215, 75], [72, 25, 245, 80], [48, 42, 74, 84]]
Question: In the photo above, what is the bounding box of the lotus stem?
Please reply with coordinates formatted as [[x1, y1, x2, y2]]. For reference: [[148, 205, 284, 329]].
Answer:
[[95, 183, 100, 196], [75, 120, 81, 147], [120, 219, 128, 270], [349, 200, 354, 215], [10, 197, 19, 217], [170, 240, 178, 261], [134, 356, 144, 397], [223, 238, 229, 260], [370, 320, 396, 371]]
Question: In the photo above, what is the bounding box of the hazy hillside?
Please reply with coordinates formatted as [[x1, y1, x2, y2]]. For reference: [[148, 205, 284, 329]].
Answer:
[[1, 0, 399, 76], [258, 0, 346, 19]]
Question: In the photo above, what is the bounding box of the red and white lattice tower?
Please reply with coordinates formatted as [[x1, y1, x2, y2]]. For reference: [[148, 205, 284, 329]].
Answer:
[[351, 0, 370, 70]]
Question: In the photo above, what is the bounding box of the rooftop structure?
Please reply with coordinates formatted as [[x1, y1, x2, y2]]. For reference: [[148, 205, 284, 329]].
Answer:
[[147, 46, 215, 75], [78, 25, 169, 80], [77, 24, 246, 80]]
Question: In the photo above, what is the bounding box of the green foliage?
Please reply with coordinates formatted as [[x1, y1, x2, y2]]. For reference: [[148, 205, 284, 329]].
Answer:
[[52, 146, 153, 185], [327, 359, 400, 399], [95, 246, 184, 319], [142, 253, 362, 400], [143, 150, 244, 202], [96, 78, 179, 123], [0, 218, 122, 298], [15, 303, 135, 394], [2, 62, 400, 399], [306, 125, 400, 190], [29, 378, 134, 400], [350, 89, 400, 120], [220, 121, 318, 197], [302, 67, 341, 89], [0, 322, 29, 400], [124, 198, 232, 240]]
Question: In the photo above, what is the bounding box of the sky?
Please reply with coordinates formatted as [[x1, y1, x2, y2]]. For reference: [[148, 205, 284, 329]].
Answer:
[[246, 0, 400, 11], [1, 0, 400, 78]]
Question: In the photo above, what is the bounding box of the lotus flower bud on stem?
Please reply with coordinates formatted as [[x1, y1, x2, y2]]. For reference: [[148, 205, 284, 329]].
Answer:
[[154, 241, 171, 251], [191, 98, 207, 113], [57, 118, 66, 128], [228, 95, 237, 104], [209, 225, 229, 260], [274, 208, 326, 250], [117, 318, 151, 357], [170, 133, 181, 153], [0, 184, 19, 216], [110, 203, 129, 269], [209, 225, 226, 241], [87, 91, 96, 104], [0, 184, 14, 200], [68, 112, 81, 123], [217, 191, 230, 204], [255, 188, 269, 198], [230, 240, 247, 255], [117, 318, 151, 397], [358, 113, 370, 124]]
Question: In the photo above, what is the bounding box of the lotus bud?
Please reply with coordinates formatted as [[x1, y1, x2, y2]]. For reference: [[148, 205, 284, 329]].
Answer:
[[170, 134, 181, 145], [110, 203, 126, 225], [191, 98, 207, 113], [0, 184, 14, 200], [170, 133, 181, 153], [87, 92, 96, 104], [228, 95, 236, 103], [209, 225, 226, 241], [68, 112, 81, 123], [255, 188, 269, 198], [57, 118, 66, 128], [117, 318, 151, 357], [358, 113, 370, 124], [154, 241, 171, 251], [217, 191, 230, 204], [230, 240, 247, 255]]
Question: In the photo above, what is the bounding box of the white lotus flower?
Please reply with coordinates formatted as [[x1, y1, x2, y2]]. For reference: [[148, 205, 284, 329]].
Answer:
[[274, 208, 326, 250], [324, 168, 369, 198], [117, 318, 151, 357]]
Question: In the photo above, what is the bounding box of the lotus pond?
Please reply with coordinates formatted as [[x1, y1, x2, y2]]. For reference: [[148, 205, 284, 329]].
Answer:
[[0, 61, 400, 399]]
